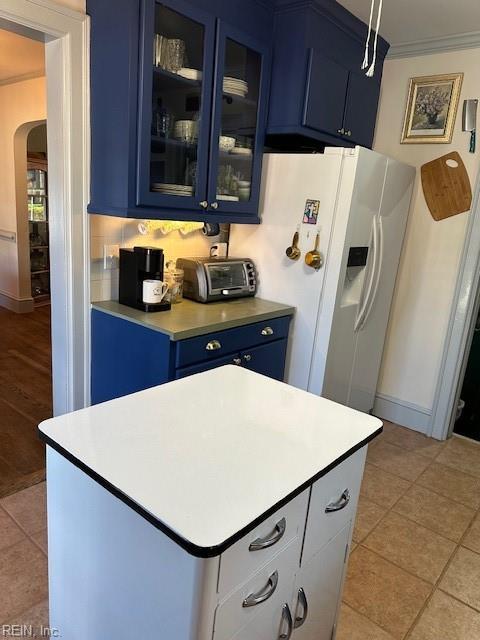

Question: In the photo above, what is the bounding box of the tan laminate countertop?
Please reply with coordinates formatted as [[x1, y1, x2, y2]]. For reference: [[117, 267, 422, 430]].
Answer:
[[92, 298, 295, 341]]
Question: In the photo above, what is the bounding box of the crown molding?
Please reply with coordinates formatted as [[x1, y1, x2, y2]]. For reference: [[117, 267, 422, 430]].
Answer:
[[0, 70, 45, 87], [388, 30, 480, 59]]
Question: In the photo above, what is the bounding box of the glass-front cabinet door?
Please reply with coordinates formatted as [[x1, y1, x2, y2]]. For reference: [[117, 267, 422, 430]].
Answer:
[[137, 0, 215, 210], [207, 24, 269, 216]]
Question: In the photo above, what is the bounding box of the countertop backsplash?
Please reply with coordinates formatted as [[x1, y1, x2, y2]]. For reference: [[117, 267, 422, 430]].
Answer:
[[90, 214, 216, 302]]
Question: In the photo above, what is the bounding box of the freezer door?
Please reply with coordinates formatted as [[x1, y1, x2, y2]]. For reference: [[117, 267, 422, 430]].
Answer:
[[348, 158, 415, 412], [229, 153, 344, 390], [320, 149, 387, 405]]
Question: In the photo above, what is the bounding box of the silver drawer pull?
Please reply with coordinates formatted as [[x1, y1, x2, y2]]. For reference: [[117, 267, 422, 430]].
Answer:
[[279, 603, 293, 639], [242, 570, 278, 608], [325, 489, 350, 513], [205, 340, 221, 351], [261, 326, 274, 336], [233, 357, 242, 365], [294, 588, 308, 628], [249, 517, 286, 551]]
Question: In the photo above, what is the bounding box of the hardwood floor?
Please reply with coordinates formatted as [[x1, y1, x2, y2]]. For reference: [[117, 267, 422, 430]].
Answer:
[[0, 305, 52, 498]]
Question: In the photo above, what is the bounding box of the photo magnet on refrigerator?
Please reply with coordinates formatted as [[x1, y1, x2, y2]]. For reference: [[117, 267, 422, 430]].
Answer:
[[303, 199, 320, 224]]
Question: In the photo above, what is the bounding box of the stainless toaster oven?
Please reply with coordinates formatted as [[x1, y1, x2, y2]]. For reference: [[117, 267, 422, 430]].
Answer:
[[176, 257, 257, 303]]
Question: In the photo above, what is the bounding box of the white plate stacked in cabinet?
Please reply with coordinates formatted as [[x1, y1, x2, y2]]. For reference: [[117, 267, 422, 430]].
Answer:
[[213, 450, 365, 640]]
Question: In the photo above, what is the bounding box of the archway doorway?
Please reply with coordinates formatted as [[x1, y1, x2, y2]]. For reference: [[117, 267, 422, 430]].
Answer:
[[0, 75, 51, 499]]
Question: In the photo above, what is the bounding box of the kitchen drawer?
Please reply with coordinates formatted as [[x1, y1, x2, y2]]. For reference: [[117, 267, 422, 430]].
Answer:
[[214, 537, 299, 640], [175, 354, 241, 379], [218, 489, 309, 598], [240, 339, 288, 381], [175, 316, 291, 368], [302, 448, 366, 564]]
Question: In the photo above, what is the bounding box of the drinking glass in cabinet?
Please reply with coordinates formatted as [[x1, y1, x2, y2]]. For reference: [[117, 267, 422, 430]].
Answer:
[[216, 39, 260, 203], [149, 4, 206, 198]]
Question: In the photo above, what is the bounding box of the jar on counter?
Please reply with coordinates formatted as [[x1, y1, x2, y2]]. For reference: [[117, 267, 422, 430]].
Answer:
[[165, 261, 184, 304]]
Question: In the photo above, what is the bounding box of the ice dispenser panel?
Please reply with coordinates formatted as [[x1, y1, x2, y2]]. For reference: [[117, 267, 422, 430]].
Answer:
[[341, 246, 370, 308], [347, 247, 369, 267]]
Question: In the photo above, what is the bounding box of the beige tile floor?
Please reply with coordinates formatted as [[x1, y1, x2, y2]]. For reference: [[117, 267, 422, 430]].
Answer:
[[0, 482, 48, 633], [338, 422, 480, 640], [2, 423, 480, 640]]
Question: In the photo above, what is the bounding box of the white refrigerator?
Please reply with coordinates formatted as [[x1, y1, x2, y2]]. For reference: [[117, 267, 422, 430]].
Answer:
[[230, 147, 415, 413]]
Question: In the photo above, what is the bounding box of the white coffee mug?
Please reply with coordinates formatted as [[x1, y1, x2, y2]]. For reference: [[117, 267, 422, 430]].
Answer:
[[143, 279, 169, 304], [210, 242, 228, 258]]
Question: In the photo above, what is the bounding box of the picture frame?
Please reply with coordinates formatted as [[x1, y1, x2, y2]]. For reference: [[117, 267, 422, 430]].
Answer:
[[401, 73, 463, 144]]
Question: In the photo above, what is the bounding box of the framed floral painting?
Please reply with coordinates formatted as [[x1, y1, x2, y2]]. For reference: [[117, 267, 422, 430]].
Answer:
[[401, 73, 463, 144]]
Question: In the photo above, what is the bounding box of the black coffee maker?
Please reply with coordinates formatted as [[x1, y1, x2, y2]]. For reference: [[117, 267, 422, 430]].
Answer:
[[119, 246, 171, 312]]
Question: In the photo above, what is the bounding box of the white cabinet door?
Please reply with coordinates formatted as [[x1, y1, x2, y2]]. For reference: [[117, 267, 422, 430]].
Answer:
[[228, 598, 294, 640], [292, 523, 351, 640], [302, 450, 364, 564]]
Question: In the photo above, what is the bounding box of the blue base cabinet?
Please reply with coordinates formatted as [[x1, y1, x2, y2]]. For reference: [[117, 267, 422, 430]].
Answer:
[[267, 0, 389, 149], [87, 0, 274, 223], [91, 310, 291, 404]]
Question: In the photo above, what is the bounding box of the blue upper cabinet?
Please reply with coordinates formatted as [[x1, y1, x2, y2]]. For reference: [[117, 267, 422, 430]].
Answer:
[[267, 0, 389, 150], [87, 0, 274, 223], [207, 24, 270, 216], [136, 0, 216, 211]]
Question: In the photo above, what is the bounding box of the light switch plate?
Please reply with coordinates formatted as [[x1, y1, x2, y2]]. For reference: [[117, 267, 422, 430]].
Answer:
[[103, 244, 119, 269]]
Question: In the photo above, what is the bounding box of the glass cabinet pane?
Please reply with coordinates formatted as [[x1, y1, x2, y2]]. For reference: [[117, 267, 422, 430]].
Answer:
[[27, 168, 48, 221], [149, 3, 206, 197], [215, 39, 260, 204]]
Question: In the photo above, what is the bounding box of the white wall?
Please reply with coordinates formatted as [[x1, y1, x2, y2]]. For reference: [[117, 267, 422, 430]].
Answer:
[[0, 76, 46, 305], [56, 0, 85, 11], [374, 47, 480, 415], [90, 215, 214, 301]]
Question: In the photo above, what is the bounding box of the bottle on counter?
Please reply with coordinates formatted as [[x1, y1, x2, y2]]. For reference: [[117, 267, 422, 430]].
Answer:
[[165, 260, 184, 304]]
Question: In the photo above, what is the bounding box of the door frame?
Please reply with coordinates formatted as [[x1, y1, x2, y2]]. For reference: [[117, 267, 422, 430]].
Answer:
[[0, 0, 90, 415], [430, 167, 480, 440]]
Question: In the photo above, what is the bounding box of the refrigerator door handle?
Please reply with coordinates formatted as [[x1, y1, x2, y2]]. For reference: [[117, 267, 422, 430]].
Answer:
[[354, 216, 379, 332], [358, 218, 383, 331]]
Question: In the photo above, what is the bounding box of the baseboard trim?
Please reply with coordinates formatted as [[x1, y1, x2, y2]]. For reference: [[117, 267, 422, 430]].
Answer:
[[374, 393, 432, 435], [0, 290, 34, 313]]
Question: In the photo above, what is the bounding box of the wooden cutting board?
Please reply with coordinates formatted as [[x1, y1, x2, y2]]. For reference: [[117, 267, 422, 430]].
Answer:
[[421, 152, 472, 221]]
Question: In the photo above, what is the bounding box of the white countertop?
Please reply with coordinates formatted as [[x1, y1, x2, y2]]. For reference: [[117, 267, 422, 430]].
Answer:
[[39, 366, 381, 556]]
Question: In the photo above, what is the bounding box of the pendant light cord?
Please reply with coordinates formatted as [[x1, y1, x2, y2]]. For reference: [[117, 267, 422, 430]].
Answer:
[[366, 0, 383, 77], [361, 0, 375, 69], [362, 0, 384, 78]]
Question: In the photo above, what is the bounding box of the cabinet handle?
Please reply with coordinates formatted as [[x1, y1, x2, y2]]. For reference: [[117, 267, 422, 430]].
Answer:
[[249, 517, 286, 551], [346, 130, 352, 137], [205, 340, 222, 351], [325, 488, 350, 513], [278, 603, 293, 639], [337, 128, 345, 134], [261, 326, 274, 336], [243, 354, 252, 362], [199, 200, 208, 209], [242, 570, 278, 608], [233, 357, 242, 365], [294, 588, 308, 628], [210, 201, 218, 210]]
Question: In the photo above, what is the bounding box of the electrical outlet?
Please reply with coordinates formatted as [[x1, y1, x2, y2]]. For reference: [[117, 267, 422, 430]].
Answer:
[[103, 244, 119, 269]]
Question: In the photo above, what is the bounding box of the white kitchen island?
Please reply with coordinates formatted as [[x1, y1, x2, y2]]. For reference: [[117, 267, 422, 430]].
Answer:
[[39, 365, 381, 640]]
